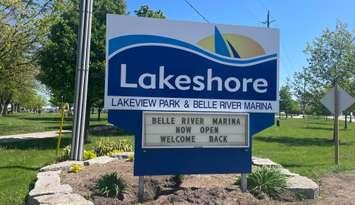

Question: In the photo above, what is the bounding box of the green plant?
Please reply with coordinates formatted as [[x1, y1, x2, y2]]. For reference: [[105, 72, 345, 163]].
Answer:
[[58, 145, 71, 161], [84, 150, 97, 160], [94, 139, 134, 156], [171, 175, 184, 187], [95, 172, 126, 199], [245, 167, 287, 199], [69, 163, 83, 173], [126, 154, 134, 162], [108, 149, 123, 156]]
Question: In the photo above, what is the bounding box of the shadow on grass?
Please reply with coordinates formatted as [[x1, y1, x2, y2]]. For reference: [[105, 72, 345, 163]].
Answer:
[[0, 137, 72, 150], [18, 117, 73, 122], [307, 121, 332, 126], [88, 125, 131, 137], [255, 136, 334, 146], [0, 165, 40, 171], [304, 126, 333, 131]]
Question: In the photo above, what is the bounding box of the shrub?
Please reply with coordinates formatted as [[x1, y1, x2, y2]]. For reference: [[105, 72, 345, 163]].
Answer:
[[84, 150, 97, 160], [108, 149, 123, 157], [95, 172, 126, 199], [126, 154, 134, 162], [94, 139, 134, 156], [171, 175, 184, 187], [244, 167, 287, 199], [69, 163, 83, 173], [58, 145, 71, 161]]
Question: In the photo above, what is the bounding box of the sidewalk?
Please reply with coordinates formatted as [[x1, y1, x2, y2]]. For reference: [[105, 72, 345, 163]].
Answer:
[[0, 130, 71, 143]]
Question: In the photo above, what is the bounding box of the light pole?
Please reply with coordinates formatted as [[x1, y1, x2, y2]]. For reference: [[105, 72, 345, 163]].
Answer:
[[71, 0, 93, 160]]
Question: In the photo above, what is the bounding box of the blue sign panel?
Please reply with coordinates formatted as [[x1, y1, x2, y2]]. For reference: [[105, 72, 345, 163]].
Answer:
[[105, 15, 279, 176]]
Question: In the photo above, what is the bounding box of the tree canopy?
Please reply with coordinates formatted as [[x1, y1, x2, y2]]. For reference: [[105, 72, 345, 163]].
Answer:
[[0, 0, 52, 115]]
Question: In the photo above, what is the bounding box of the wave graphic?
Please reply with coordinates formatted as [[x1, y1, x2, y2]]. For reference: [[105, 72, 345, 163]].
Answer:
[[108, 35, 277, 66]]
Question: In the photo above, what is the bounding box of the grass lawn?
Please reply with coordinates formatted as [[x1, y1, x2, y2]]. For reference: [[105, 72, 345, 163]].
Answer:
[[0, 112, 108, 135], [0, 114, 354, 204], [0, 133, 133, 205], [254, 117, 355, 181]]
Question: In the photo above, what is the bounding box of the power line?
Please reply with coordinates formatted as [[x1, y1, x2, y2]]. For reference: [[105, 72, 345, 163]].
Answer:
[[183, 0, 210, 23]]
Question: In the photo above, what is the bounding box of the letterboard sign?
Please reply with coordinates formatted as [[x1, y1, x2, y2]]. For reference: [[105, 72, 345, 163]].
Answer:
[[106, 15, 279, 176], [143, 112, 248, 148]]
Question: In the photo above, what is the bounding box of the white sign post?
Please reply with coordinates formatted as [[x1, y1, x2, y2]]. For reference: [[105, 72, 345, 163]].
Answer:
[[321, 86, 355, 165]]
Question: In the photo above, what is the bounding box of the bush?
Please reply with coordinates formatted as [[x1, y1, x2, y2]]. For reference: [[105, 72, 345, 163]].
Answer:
[[95, 172, 126, 199], [57, 145, 71, 161], [171, 175, 184, 187], [94, 139, 134, 156], [69, 163, 83, 173], [242, 167, 287, 199], [84, 150, 97, 160], [126, 154, 134, 162]]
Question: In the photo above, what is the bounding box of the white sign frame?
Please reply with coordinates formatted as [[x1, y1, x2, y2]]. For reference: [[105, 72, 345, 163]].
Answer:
[[141, 111, 249, 149]]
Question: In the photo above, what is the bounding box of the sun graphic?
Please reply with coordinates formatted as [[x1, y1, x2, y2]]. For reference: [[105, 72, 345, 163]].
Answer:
[[197, 27, 265, 58]]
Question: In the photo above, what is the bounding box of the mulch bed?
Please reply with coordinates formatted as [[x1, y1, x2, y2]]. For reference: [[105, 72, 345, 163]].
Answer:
[[60, 160, 314, 204]]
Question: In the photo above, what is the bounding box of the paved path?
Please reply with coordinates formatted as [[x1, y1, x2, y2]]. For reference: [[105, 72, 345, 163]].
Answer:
[[0, 130, 71, 143]]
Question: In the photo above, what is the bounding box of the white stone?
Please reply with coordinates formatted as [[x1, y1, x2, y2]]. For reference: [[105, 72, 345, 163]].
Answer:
[[27, 193, 93, 205], [40, 161, 84, 172], [84, 156, 116, 166], [252, 156, 281, 167], [279, 168, 299, 177], [29, 171, 73, 197], [29, 184, 73, 197], [287, 175, 319, 199]]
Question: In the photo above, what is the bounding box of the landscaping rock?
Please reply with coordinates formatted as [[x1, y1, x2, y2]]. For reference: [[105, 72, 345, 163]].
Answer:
[[252, 156, 282, 167], [27, 193, 93, 205], [29, 171, 72, 197], [279, 168, 299, 177], [287, 175, 319, 199], [83, 156, 116, 166], [40, 161, 84, 172]]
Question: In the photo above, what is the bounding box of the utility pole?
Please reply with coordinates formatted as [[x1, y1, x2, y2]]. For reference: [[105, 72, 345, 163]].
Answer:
[[261, 10, 278, 126], [261, 10, 275, 28], [71, 0, 93, 161]]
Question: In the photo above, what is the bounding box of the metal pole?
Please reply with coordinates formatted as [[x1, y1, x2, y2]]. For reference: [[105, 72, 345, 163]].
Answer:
[[334, 84, 339, 165], [71, 0, 93, 161], [240, 173, 247, 192], [138, 176, 144, 202]]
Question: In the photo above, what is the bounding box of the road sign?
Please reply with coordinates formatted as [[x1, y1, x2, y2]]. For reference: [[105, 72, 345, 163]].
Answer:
[[106, 15, 279, 175], [321, 87, 355, 114]]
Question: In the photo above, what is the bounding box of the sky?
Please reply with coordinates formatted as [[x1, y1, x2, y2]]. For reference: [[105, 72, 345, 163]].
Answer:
[[126, 0, 355, 86]]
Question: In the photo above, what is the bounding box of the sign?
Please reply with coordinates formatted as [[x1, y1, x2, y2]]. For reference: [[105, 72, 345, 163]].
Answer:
[[143, 112, 249, 148], [321, 87, 355, 114], [105, 15, 279, 113], [106, 15, 279, 176]]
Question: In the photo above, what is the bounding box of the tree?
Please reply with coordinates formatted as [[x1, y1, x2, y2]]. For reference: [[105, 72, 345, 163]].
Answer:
[[0, 0, 52, 115], [292, 67, 313, 118], [279, 85, 294, 118], [38, 1, 166, 140], [135, 5, 165, 19], [304, 21, 354, 128], [304, 21, 354, 89], [38, 0, 126, 140]]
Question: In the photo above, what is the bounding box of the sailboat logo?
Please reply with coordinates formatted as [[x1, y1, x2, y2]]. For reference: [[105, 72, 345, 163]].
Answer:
[[197, 27, 265, 58]]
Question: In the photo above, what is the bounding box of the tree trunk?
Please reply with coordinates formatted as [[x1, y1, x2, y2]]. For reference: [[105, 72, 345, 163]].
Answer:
[[350, 114, 352, 123], [97, 106, 102, 120], [1, 100, 10, 116], [344, 113, 348, 130]]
